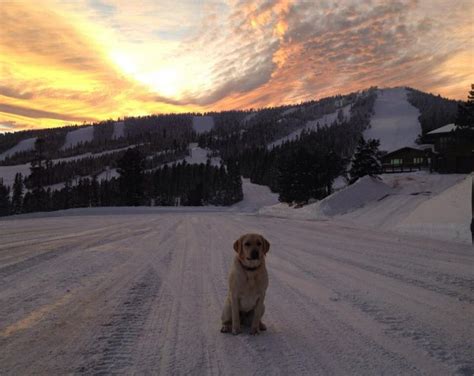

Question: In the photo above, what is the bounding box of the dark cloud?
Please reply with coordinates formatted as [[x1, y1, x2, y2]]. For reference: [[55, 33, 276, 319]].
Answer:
[[0, 103, 95, 122], [0, 85, 34, 100]]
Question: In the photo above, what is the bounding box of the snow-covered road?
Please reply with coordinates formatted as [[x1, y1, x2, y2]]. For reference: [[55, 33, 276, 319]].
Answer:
[[0, 211, 472, 375]]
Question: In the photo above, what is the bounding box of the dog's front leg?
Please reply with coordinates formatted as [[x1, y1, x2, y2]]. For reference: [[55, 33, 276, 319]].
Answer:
[[250, 297, 265, 335], [231, 294, 241, 335]]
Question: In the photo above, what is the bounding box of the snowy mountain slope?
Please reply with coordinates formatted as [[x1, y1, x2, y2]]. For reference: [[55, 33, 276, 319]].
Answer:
[[0, 137, 37, 161], [0, 211, 472, 375], [231, 178, 279, 212], [0, 163, 32, 187], [61, 126, 94, 150], [364, 88, 421, 152], [169, 143, 221, 167], [0, 145, 139, 187], [112, 121, 125, 139], [268, 105, 351, 149], [192, 116, 214, 134]]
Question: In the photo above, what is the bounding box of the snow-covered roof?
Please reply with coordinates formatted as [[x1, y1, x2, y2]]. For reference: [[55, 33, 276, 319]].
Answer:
[[427, 123, 457, 135]]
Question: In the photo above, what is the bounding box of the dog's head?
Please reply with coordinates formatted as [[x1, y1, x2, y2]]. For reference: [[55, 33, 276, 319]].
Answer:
[[233, 233, 270, 268]]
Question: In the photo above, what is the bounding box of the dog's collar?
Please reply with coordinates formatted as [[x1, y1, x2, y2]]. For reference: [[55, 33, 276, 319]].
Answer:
[[238, 259, 262, 272]]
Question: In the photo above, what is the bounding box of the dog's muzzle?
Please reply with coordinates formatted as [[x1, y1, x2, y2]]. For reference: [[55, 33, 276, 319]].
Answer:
[[250, 249, 259, 260]]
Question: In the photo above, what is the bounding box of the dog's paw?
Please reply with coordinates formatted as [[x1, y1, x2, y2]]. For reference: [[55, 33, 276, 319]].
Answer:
[[250, 327, 260, 335], [232, 327, 241, 335], [220, 325, 231, 333], [259, 322, 267, 331]]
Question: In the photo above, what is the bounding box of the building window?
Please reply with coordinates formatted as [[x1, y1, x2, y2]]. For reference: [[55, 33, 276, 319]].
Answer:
[[391, 159, 402, 165], [413, 157, 423, 164]]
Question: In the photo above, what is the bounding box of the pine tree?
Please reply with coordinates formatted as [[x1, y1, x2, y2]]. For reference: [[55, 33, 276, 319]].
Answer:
[[117, 148, 145, 206], [277, 148, 327, 204], [456, 84, 474, 128], [12, 173, 24, 214], [349, 137, 382, 184], [28, 138, 49, 212], [90, 175, 99, 207], [226, 159, 243, 204], [0, 179, 10, 216]]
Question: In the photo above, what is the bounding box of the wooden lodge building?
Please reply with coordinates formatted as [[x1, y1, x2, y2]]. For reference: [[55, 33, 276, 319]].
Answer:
[[381, 147, 433, 173], [380, 123, 473, 174]]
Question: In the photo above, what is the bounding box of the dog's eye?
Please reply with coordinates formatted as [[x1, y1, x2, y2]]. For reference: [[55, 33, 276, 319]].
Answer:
[[244, 242, 250, 247], [256, 242, 262, 246]]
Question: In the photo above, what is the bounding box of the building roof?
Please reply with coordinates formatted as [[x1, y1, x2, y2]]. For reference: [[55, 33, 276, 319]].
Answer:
[[427, 123, 457, 135], [382, 146, 431, 158]]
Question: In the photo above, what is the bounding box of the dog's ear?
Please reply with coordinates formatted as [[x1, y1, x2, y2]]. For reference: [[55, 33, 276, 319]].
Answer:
[[233, 237, 242, 254], [261, 235, 270, 254]]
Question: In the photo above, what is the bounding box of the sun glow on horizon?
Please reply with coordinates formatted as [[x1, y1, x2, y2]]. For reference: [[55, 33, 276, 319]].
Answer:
[[0, 0, 472, 131]]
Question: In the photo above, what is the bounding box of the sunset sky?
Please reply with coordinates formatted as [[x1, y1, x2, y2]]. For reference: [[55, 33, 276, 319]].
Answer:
[[1, 0, 473, 132]]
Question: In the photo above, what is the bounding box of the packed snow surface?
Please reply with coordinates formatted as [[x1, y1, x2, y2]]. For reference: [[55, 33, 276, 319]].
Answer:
[[192, 116, 214, 134], [364, 88, 421, 152], [0, 210, 472, 375], [61, 126, 94, 150], [0, 138, 37, 161], [268, 105, 351, 149]]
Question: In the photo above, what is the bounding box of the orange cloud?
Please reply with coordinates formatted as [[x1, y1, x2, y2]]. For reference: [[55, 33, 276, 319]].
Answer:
[[0, 0, 472, 131]]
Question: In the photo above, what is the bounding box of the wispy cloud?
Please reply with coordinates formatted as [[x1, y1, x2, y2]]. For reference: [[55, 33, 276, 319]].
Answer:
[[0, 0, 472, 130]]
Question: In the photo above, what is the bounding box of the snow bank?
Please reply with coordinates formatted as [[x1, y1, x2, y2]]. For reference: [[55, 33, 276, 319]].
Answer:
[[192, 116, 214, 134], [259, 176, 392, 219], [364, 88, 420, 152], [268, 105, 351, 149], [259, 172, 470, 244], [319, 176, 393, 216], [396, 175, 472, 245], [61, 126, 94, 150], [0, 138, 37, 161], [232, 179, 279, 212]]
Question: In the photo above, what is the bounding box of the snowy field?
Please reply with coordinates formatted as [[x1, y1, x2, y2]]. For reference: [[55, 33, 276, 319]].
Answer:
[[0, 209, 472, 375]]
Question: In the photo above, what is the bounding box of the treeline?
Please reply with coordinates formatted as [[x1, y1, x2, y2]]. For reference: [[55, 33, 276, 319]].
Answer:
[[406, 88, 459, 134], [237, 120, 359, 197], [0, 148, 242, 216], [0, 115, 195, 165], [203, 89, 377, 203], [21, 146, 187, 188]]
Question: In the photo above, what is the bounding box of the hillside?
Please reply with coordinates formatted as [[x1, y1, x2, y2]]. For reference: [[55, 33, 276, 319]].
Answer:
[[0, 86, 464, 217]]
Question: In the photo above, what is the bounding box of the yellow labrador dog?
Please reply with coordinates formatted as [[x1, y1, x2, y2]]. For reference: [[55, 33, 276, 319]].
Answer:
[[221, 233, 270, 335]]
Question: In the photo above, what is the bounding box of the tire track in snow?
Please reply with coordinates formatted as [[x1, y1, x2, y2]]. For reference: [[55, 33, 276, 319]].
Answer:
[[77, 268, 161, 375], [0, 224, 152, 279]]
